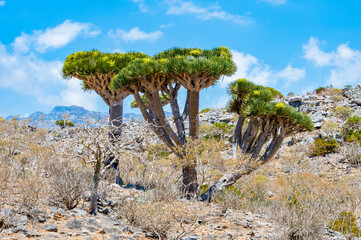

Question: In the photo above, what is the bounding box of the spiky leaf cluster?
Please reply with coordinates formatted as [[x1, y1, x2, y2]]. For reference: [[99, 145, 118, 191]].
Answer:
[[110, 47, 237, 92], [227, 79, 314, 132], [62, 50, 149, 80]]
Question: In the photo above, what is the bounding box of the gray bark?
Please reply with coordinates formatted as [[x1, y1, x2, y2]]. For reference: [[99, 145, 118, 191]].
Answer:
[[89, 159, 101, 215], [232, 116, 245, 159], [109, 101, 123, 138]]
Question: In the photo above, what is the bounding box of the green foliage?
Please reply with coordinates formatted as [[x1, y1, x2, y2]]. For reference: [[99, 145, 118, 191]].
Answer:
[[199, 108, 212, 114], [63, 50, 149, 80], [131, 93, 170, 108], [110, 47, 237, 91], [55, 120, 75, 128], [341, 115, 361, 143], [147, 144, 171, 160], [328, 212, 361, 237], [309, 138, 339, 157], [226, 79, 314, 132], [315, 87, 326, 94], [213, 122, 234, 134], [200, 122, 234, 141], [334, 106, 352, 121]]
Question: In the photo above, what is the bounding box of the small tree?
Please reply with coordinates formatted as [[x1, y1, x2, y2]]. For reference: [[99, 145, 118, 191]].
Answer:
[[55, 119, 75, 129], [62, 50, 148, 137], [111, 47, 236, 196], [201, 79, 314, 201]]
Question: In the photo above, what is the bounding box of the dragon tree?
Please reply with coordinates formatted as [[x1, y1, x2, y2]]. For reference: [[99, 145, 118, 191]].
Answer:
[[201, 79, 314, 201], [62, 50, 148, 137], [111, 47, 236, 196]]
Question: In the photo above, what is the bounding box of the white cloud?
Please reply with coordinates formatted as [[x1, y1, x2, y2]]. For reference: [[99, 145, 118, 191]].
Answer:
[[160, 23, 173, 29], [0, 43, 98, 110], [13, 20, 100, 53], [303, 37, 361, 87], [0, 1, 5, 6], [165, 0, 251, 25], [260, 0, 287, 5], [132, 0, 148, 12], [220, 50, 305, 87], [108, 27, 163, 42], [276, 64, 306, 83]]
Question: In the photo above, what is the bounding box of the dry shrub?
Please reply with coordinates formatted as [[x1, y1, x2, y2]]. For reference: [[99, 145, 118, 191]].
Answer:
[[17, 173, 44, 217], [269, 172, 353, 240], [341, 142, 361, 165], [0, 164, 11, 197], [48, 161, 91, 209], [118, 199, 207, 240]]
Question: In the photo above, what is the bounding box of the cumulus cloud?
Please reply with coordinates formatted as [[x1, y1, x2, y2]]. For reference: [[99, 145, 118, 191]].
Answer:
[[165, 0, 251, 25], [0, 1, 5, 6], [108, 27, 163, 42], [132, 0, 148, 12], [260, 0, 287, 5], [13, 20, 100, 53], [0, 43, 98, 110], [303, 37, 361, 87], [220, 50, 305, 87]]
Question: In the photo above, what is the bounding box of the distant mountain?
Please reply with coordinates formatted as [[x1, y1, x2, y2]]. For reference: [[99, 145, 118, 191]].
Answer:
[[6, 105, 144, 128]]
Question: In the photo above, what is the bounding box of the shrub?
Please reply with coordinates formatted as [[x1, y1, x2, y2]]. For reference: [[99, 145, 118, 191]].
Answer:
[[334, 107, 352, 121], [309, 138, 339, 157], [341, 143, 361, 165], [315, 87, 326, 94], [55, 119, 75, 129], [329, 211, 361, 238], [341, 115, 361, 143], [321, 121, 338, 138], [199, 108, 212, 114], [49, 161, 90, 209]]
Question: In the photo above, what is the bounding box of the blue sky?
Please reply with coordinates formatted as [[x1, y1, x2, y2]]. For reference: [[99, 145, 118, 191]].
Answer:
[[1, 0, 361, 117]]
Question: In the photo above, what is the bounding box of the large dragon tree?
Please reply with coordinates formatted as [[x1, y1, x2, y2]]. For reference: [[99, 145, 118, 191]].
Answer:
[[111, 47, 236, 195], [201, 79, 314, 201], [62, 50, 148, 137]]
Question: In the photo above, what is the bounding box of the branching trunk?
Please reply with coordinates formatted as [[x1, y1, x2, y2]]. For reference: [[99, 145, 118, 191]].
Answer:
[[232, 116, 245, 159], [201, 119, 288, 202], [182, 164, 198, 198], [89, 159, 101, 215], [182, 90, 190, 120]]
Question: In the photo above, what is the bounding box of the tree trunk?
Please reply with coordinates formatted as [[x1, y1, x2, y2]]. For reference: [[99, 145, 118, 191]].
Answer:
[[89, 159, 101, 215], [182, 164, 198, 198], [182, 90, 190, 120], [189, 91, 199, 138], [201, 124, 288, 202], [182, 91, 199, 196], [233, 116, 245, 159], [200, 167, 253, 202], [109, 100, 123, 138]]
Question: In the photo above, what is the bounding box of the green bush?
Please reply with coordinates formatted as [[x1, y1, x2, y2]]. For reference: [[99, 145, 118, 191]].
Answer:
[[341, 115, 361, 143], [334, 106, 352, 121], [55, 120, 75, 129], [199, 108, 212, 114], [213, 122, 234, 133], [315, 87, 326, 94], [309, 138, 339, 157], [329, 211, 361, 237]]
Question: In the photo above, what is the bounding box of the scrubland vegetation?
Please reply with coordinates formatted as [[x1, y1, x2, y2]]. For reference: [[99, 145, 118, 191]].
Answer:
[[0, 47, 361, 239]]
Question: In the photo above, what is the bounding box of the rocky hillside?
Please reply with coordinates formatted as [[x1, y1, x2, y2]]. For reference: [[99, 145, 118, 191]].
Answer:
[[0, 85, 361, 240]]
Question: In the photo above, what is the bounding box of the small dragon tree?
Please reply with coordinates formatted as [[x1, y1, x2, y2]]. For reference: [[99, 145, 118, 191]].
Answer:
[[62, 50, 148, 137], [111, 47, 236, 196], [201, 79, 314, 201]]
